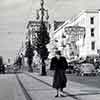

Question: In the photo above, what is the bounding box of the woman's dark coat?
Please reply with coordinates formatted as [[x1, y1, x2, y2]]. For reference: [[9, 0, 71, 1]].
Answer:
[[50, 56, 68, 89]]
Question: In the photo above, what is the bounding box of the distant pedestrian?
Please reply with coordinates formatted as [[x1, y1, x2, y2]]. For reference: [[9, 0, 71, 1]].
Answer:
[[27, 56, 33, 72], [50, 50, 68, 97], [17, 56, 22, 70]]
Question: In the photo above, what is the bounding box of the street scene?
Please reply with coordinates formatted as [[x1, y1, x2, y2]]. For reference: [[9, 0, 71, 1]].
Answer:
[[0, 0, 100, 100]]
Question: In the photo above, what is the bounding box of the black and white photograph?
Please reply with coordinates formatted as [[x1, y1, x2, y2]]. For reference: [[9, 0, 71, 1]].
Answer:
[[0, 0, 100, 100]]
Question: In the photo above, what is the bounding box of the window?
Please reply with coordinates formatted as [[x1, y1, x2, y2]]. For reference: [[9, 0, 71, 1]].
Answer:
[[70, 51, 74, 56], [91, 28, 94, 37], [90, 17, 94, 24], [91, 41, 95, 50]]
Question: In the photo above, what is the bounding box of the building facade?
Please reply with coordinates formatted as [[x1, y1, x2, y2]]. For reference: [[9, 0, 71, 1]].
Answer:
[[49, 9, 100, 60]]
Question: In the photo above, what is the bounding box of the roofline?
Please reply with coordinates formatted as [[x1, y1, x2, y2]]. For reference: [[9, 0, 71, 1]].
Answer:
[[84, 9, 100, 13], [53, 9, 100, 34]]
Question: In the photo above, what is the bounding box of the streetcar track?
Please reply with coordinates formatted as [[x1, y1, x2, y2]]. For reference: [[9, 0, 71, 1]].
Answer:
[[16, 74, 33, 100], [24, 72, 81, 100]]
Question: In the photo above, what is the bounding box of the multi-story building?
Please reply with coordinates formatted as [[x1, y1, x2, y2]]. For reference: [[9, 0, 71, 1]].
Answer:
[[26, 21, 50, 44], [49, 9, 100, 60]]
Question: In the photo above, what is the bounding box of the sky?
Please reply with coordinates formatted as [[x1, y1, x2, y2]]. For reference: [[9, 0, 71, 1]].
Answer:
[[0, 0, 100, 63]]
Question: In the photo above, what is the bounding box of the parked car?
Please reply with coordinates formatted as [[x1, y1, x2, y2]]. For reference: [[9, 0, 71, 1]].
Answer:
[[7, 64, 15, 73], [0, 65, 5, 74], [79, 63, 96, 76], [96, 67, 100, 76], [0, 56, 5, 74]]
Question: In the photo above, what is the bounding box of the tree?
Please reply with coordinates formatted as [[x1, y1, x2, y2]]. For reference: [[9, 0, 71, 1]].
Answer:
[[25, 40, 34, 72], [36, 22, 50, 75]]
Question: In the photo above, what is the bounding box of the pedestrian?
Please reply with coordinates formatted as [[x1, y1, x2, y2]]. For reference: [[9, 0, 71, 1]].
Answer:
[[50, 50, 68, 97], [17, 56, 22, 70]]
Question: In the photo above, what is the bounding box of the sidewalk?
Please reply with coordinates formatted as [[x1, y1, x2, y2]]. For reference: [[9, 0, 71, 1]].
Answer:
[[27, 72, 100, 100]]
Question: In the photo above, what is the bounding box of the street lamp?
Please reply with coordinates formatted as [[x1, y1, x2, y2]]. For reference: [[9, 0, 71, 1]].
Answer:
[[36, 0, 50, 75], [36, 0, 49, 21]]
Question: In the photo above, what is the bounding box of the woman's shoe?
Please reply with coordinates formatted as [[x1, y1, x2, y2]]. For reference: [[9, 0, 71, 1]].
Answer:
[[60, 94, 67, 97], [55, 94, 59, 97], [60, 91, 67, 97]]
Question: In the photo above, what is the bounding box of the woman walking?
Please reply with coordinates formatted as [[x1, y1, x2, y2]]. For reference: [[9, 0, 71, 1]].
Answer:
[[50, 50, 68, 97]]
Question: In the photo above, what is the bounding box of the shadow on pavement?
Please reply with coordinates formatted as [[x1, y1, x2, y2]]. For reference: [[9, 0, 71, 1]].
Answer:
[[63, 91, 100, 98]]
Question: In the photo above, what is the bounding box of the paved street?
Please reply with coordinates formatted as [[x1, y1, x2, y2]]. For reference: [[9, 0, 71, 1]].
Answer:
[[0, 74, 26, 100], [0, 72, 100, 100], [18, 73, 75, 100], [25, 72, 100, 100], [67, 74, 100, 88], [48, 70, 100, 88]]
